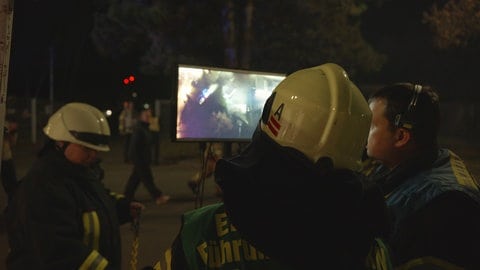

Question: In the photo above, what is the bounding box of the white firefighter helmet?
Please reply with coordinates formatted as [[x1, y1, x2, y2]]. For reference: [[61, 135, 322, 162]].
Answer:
[[43, 102, 111, 151], [259, 63, 371, 171]]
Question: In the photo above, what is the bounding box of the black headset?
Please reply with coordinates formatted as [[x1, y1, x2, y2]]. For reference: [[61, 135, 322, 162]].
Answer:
[[394, 84, 422, 129]]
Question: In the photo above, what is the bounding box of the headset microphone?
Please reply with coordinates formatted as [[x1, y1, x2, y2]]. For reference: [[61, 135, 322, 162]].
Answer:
[[394, 84, 422, 129]]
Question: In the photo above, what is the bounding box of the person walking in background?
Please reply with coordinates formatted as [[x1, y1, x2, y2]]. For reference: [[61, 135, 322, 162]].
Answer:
[[148, 110, 161, 165], [118, 100, 136, 163], [4, 102, 144, 269], [124, 104, 170, 205], [1, 115, 19, 205], [364, 83, 480, 269], [166, 63, 393, 270]]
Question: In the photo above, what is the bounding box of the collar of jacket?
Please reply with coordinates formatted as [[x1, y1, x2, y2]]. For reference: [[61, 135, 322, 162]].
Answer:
[[371, 148, 438, 196]]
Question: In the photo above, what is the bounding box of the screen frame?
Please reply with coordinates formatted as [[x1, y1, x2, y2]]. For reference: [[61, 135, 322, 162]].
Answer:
[[172, 64, 286, 142]]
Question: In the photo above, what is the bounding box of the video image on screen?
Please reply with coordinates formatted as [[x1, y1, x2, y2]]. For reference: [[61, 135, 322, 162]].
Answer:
[[176, 65, 286, 141]]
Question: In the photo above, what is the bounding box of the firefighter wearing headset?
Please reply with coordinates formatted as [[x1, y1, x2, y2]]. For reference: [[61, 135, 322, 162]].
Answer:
[[5, 102, 144, 270], [365, 83, 480, 269], [166, 63, 393, 270]]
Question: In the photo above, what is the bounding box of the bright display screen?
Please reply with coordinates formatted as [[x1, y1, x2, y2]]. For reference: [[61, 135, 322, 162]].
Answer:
[[175, 64, 285, 141]]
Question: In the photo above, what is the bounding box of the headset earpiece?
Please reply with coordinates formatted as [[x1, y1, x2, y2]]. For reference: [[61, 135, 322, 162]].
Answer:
[[394, 84, 422, 129]]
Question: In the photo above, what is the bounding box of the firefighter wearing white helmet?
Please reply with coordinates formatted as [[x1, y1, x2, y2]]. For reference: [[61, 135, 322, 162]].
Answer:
[[167, 63, 392, 270], [259, 63, 371, 171], [43, 102, 111, 152], [5, 102, 144, 270]]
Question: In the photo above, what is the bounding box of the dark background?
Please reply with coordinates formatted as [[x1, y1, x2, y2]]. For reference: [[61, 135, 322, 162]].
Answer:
[[6, 0, 479, 114]]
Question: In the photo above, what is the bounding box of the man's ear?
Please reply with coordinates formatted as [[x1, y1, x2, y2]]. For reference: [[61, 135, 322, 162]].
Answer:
[[394, 128, 411, 147]]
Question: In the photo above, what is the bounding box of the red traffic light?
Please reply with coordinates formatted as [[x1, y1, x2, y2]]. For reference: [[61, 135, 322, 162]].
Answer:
[[122, 75, 135, 85]]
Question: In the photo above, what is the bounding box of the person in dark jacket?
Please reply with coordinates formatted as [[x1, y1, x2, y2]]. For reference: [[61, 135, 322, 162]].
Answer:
[[123, 104, 170, 205], [5, 102, 144, 270], [364, 83, 480, 269], [165, 63, 393, 270]]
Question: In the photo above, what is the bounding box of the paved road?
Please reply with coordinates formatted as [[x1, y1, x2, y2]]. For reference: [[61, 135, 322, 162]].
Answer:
[[1, 135, 480, 270], [0, 136, 220, 270]]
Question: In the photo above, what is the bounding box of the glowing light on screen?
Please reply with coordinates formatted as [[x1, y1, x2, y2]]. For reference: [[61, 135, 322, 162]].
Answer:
[[175, 65, 285, 141]]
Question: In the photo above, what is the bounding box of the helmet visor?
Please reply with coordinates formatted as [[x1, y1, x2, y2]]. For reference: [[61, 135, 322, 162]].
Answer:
[[69, 131, 109, 149]]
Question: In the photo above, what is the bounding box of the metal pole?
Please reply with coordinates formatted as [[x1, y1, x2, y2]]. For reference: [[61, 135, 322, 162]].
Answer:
[[49, 46, 54, 114], [0, 0, 14, 172]]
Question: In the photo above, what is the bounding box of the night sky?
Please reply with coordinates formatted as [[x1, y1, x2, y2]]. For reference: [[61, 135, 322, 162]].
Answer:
[[7, 0, 129, 110], [6, 0, 478, 111]]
